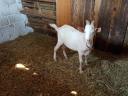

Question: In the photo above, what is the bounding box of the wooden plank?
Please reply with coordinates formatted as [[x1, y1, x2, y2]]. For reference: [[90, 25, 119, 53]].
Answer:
[[95, 0, 112, 51], [72, 0, 79, 26], [72, 0, 95, 27], [84, 0, 95, 22], [123, 26, 128, 48], [22, 0, 56, 31], [72, 0, 86, 27], [39, 0, 56, 3], [94, 0, 102, 27], [73, 0, 90, 27], [23, 0, 55, 3], [56, 0, 72, 26], [108, 0, 128, 53]]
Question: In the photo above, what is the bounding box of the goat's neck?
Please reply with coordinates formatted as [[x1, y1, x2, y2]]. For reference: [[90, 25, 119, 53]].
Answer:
[[84, 33, 94, 49]]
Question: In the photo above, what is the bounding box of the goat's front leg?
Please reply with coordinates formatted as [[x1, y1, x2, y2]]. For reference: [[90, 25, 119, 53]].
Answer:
[[78, 52, 84, 74], [54, 41, 63, 61], [84, 50, 90, 65], [84, 56, 88, 65], [62, 45, 68, 60]]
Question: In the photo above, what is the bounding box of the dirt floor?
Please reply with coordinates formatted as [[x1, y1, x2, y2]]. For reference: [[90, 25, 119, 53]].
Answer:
[[0, 32, 128, 96]]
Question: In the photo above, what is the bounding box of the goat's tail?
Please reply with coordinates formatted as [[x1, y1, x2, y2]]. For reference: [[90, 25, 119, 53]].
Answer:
[[49, 24, 58, 32]]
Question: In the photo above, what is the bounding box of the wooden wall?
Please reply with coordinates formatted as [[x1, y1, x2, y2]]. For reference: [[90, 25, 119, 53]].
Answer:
[[22, 0, 128, 53], [95, 0, 128, 53], [22, 0, 72, 34], [22, 0, 56, 32], [72, 0, 128, 53]]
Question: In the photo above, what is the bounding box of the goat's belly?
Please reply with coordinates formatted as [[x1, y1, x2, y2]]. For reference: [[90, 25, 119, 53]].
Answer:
[[63, 41, 86, 51], [65, 44, 77, 51]]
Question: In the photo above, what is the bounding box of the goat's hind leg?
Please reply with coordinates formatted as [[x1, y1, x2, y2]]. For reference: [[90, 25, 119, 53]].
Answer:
[[84, 56, 88, 65], [62, 45, 68, 60], [54, 41, 63, 61], [78, 52, 84, 74]]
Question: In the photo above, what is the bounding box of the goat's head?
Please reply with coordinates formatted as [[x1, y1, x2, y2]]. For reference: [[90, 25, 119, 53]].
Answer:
[[84, 20, 101, 40]]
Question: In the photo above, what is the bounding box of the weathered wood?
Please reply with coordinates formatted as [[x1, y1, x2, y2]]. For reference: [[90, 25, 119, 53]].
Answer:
[[94, 0, 102, 27], [72, 0, 95, 27], [124, 26, 128, 48], [72, 0, 85, 27], [39, 0, 56, 3], [108, 0, 128, 53], [22, 0, 56, 31], [95, 0, 112, 51], [83, 0, 95, 23]]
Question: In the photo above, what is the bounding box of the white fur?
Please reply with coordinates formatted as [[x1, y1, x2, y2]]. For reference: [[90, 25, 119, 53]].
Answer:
[[50, 20, 98, 73]]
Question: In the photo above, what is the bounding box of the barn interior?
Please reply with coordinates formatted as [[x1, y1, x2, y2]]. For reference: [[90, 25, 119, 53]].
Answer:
[[0, 0, 128, 96]]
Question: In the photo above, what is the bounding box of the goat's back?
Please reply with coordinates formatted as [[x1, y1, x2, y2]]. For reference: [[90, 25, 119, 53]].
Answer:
[[57, 25, 87, 51]]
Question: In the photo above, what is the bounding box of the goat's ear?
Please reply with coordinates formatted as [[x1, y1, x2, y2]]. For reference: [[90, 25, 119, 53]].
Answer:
[[86, 20, 90, 25], [91, 20, 95, 26], [95, 27, 101, 33]]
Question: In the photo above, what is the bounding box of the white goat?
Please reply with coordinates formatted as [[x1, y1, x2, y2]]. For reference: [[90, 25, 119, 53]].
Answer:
[[50, 20, 101, 73]]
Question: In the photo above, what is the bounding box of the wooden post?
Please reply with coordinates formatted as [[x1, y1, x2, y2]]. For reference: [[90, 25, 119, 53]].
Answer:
[[56, 0, 72, 26]]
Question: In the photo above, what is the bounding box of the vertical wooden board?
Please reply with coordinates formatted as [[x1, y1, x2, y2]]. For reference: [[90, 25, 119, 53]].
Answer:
[[84, 0, 95, 23], [94, 0, 102, 27], [72, 0, 86, 27], [72, 0, 95, 27], [56, 0, 72, 26], [95, 0, 112, 51], [123, 26, 128, 48], [108, 0, 128, 53], [22, 0, 56, 31]]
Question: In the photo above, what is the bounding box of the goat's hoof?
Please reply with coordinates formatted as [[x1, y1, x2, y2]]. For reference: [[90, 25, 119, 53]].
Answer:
[[54, 58, 57, 62], [54, 60, 57, 62], [79, 68, 83, 74], [79, 70, 83, 74]]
